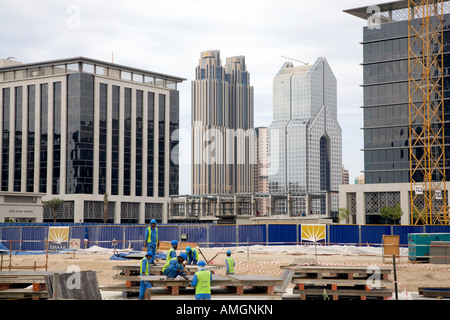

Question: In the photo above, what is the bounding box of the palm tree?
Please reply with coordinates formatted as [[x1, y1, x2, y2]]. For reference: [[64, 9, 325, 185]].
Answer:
[[44, 198, 64, 223], [103, 193, 109, 223]]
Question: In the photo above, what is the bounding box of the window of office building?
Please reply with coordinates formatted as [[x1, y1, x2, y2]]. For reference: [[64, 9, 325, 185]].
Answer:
[[123, 87, 132, 196], [27, 85, 35, 192], [99, 83, 107, 195], [136, 89, 143, 197], [169, 90, 179, 196], [2, 88, 10, 191], [39, 84, 48, 193], [14, 86, 23, 192], [66, 74, 94, 194], [111, 85, 120, 195], [53, 82, 61, 194], [158, 94, 166, 198], [147, 92, 155, 197]]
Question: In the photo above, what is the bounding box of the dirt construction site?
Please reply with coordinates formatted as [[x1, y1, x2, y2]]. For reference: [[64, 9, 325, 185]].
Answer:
[[1, 240, 450, 301]]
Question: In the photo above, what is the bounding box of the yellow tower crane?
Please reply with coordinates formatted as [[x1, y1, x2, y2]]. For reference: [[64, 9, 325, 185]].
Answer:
[[408, 0, 449, 225]]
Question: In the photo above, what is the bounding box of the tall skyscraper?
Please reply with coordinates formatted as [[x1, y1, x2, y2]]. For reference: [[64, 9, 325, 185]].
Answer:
[[269, 57, 342, 215], [0, 57, 184, 223], [191, 50, 254, 195]]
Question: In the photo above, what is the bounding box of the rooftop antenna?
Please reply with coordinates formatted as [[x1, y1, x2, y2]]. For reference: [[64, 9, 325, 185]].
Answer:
[[281, 55, 309, 65]]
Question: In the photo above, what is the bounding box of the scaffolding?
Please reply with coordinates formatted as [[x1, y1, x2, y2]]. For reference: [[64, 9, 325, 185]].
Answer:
[[408, 0, 449, 225]]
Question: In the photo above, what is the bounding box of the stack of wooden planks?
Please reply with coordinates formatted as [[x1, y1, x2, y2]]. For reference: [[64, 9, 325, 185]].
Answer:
[[0, 271, 54, 300], [288, 265, 393, 300], [103, 263, 284, 299]]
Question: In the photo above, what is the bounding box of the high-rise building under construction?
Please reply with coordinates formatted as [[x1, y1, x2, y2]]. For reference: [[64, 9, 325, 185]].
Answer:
[[341, 1, 450, 225]]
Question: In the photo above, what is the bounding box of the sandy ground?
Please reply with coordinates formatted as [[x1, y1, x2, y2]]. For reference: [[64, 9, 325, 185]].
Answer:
[[2, 246, 450, 296]]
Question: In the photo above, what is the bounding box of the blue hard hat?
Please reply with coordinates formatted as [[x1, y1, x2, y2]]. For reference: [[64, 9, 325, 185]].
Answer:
[[150, 219, 157, 224], [180, 253, 187, 260], [146, 251, 153, 257], [198, 260, 206, 267], [186, 246, 191, 252], [226, 250, 231, 255], [171, 240, 178, 246]]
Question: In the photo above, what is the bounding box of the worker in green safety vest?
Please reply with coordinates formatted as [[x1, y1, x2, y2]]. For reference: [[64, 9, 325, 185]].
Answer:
[[190, 260, 212, 300], [143, 219, 159, 265], [167, 240, 178, 261], [225, 250, 235, 275], [139, 251, 153, 300]]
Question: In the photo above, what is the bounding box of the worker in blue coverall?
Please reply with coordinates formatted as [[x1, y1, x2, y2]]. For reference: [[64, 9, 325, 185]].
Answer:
[[139, 251, 153, 300], [190, 260, 212, 300], [144, 219, 159, 265], [185, 246, 199, 265], [163, 253, 188, 279], [167, 240, 178, 260]]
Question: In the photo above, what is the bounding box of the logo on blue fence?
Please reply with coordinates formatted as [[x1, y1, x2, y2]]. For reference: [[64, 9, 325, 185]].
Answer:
[[48, 227, 70, 250]]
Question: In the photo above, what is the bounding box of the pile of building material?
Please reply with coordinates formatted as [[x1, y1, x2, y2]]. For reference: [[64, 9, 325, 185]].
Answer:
[[288, 265, 393, 300], [0, 270, 102, 300], [45, 270, 102, 300], [418, 287, 450, 299], [0, 271, 53, 300], [103, 263, 284, 299]]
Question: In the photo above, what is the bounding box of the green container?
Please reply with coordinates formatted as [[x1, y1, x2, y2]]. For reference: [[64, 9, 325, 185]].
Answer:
[[408, 233, 450, 260]]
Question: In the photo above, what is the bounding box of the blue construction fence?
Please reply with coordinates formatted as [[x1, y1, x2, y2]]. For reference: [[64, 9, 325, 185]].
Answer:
[[1, 223, 450, 252]]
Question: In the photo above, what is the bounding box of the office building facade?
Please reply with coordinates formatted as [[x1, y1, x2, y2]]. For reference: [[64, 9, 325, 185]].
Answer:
[[191, 50, 254, 195], [341, 2, 450, 224], [269, 57, 342, 216], [0, 57, 184, 223]]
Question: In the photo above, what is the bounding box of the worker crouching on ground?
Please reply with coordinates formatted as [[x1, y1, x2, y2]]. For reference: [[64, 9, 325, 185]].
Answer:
[[185, 246, 199, 265], [167, 240, 178, 260], [163, 253, 188, 279], [191, 260, 212, 300], [225, 250, 235, 275], [139, 251, 153, 300], [144, 219, 159, 265]]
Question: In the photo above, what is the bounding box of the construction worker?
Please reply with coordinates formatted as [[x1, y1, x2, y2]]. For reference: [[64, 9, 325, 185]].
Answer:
[[167, 240, 178, 260], [144, 219, 159, 265], [163, 253, 188, 279], [225, 250, 235, 275], [190, 260, 212, 300], [139, 251, 153, 300], [186, 246, 199, 265]]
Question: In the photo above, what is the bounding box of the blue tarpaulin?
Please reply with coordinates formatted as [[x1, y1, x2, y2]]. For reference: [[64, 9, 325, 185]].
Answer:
[[109, 252, 167, 261]]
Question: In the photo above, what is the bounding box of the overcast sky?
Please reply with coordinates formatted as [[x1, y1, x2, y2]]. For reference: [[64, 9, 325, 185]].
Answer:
[[0, 0, 372, 194]]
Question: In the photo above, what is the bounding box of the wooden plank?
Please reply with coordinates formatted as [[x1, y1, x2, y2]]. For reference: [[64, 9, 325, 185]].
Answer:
[[0, 288, 48, 298], [292, 278, 392, 286], [286, 266, 392, 274], [293, 288, 393, 297]]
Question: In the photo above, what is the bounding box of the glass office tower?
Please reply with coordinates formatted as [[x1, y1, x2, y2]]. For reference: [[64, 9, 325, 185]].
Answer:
[[0, 57, 184, 223], [269, 57, 342, 215]]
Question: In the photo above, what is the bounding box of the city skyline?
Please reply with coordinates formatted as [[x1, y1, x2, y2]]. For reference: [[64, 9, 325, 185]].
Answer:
[[0, 0, 368, 195]]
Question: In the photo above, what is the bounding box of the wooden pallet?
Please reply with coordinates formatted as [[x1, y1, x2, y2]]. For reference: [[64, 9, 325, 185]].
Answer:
[[103, 274, 284, 297], [0, 271, 57, 300], [288, 265, 393, 300]]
